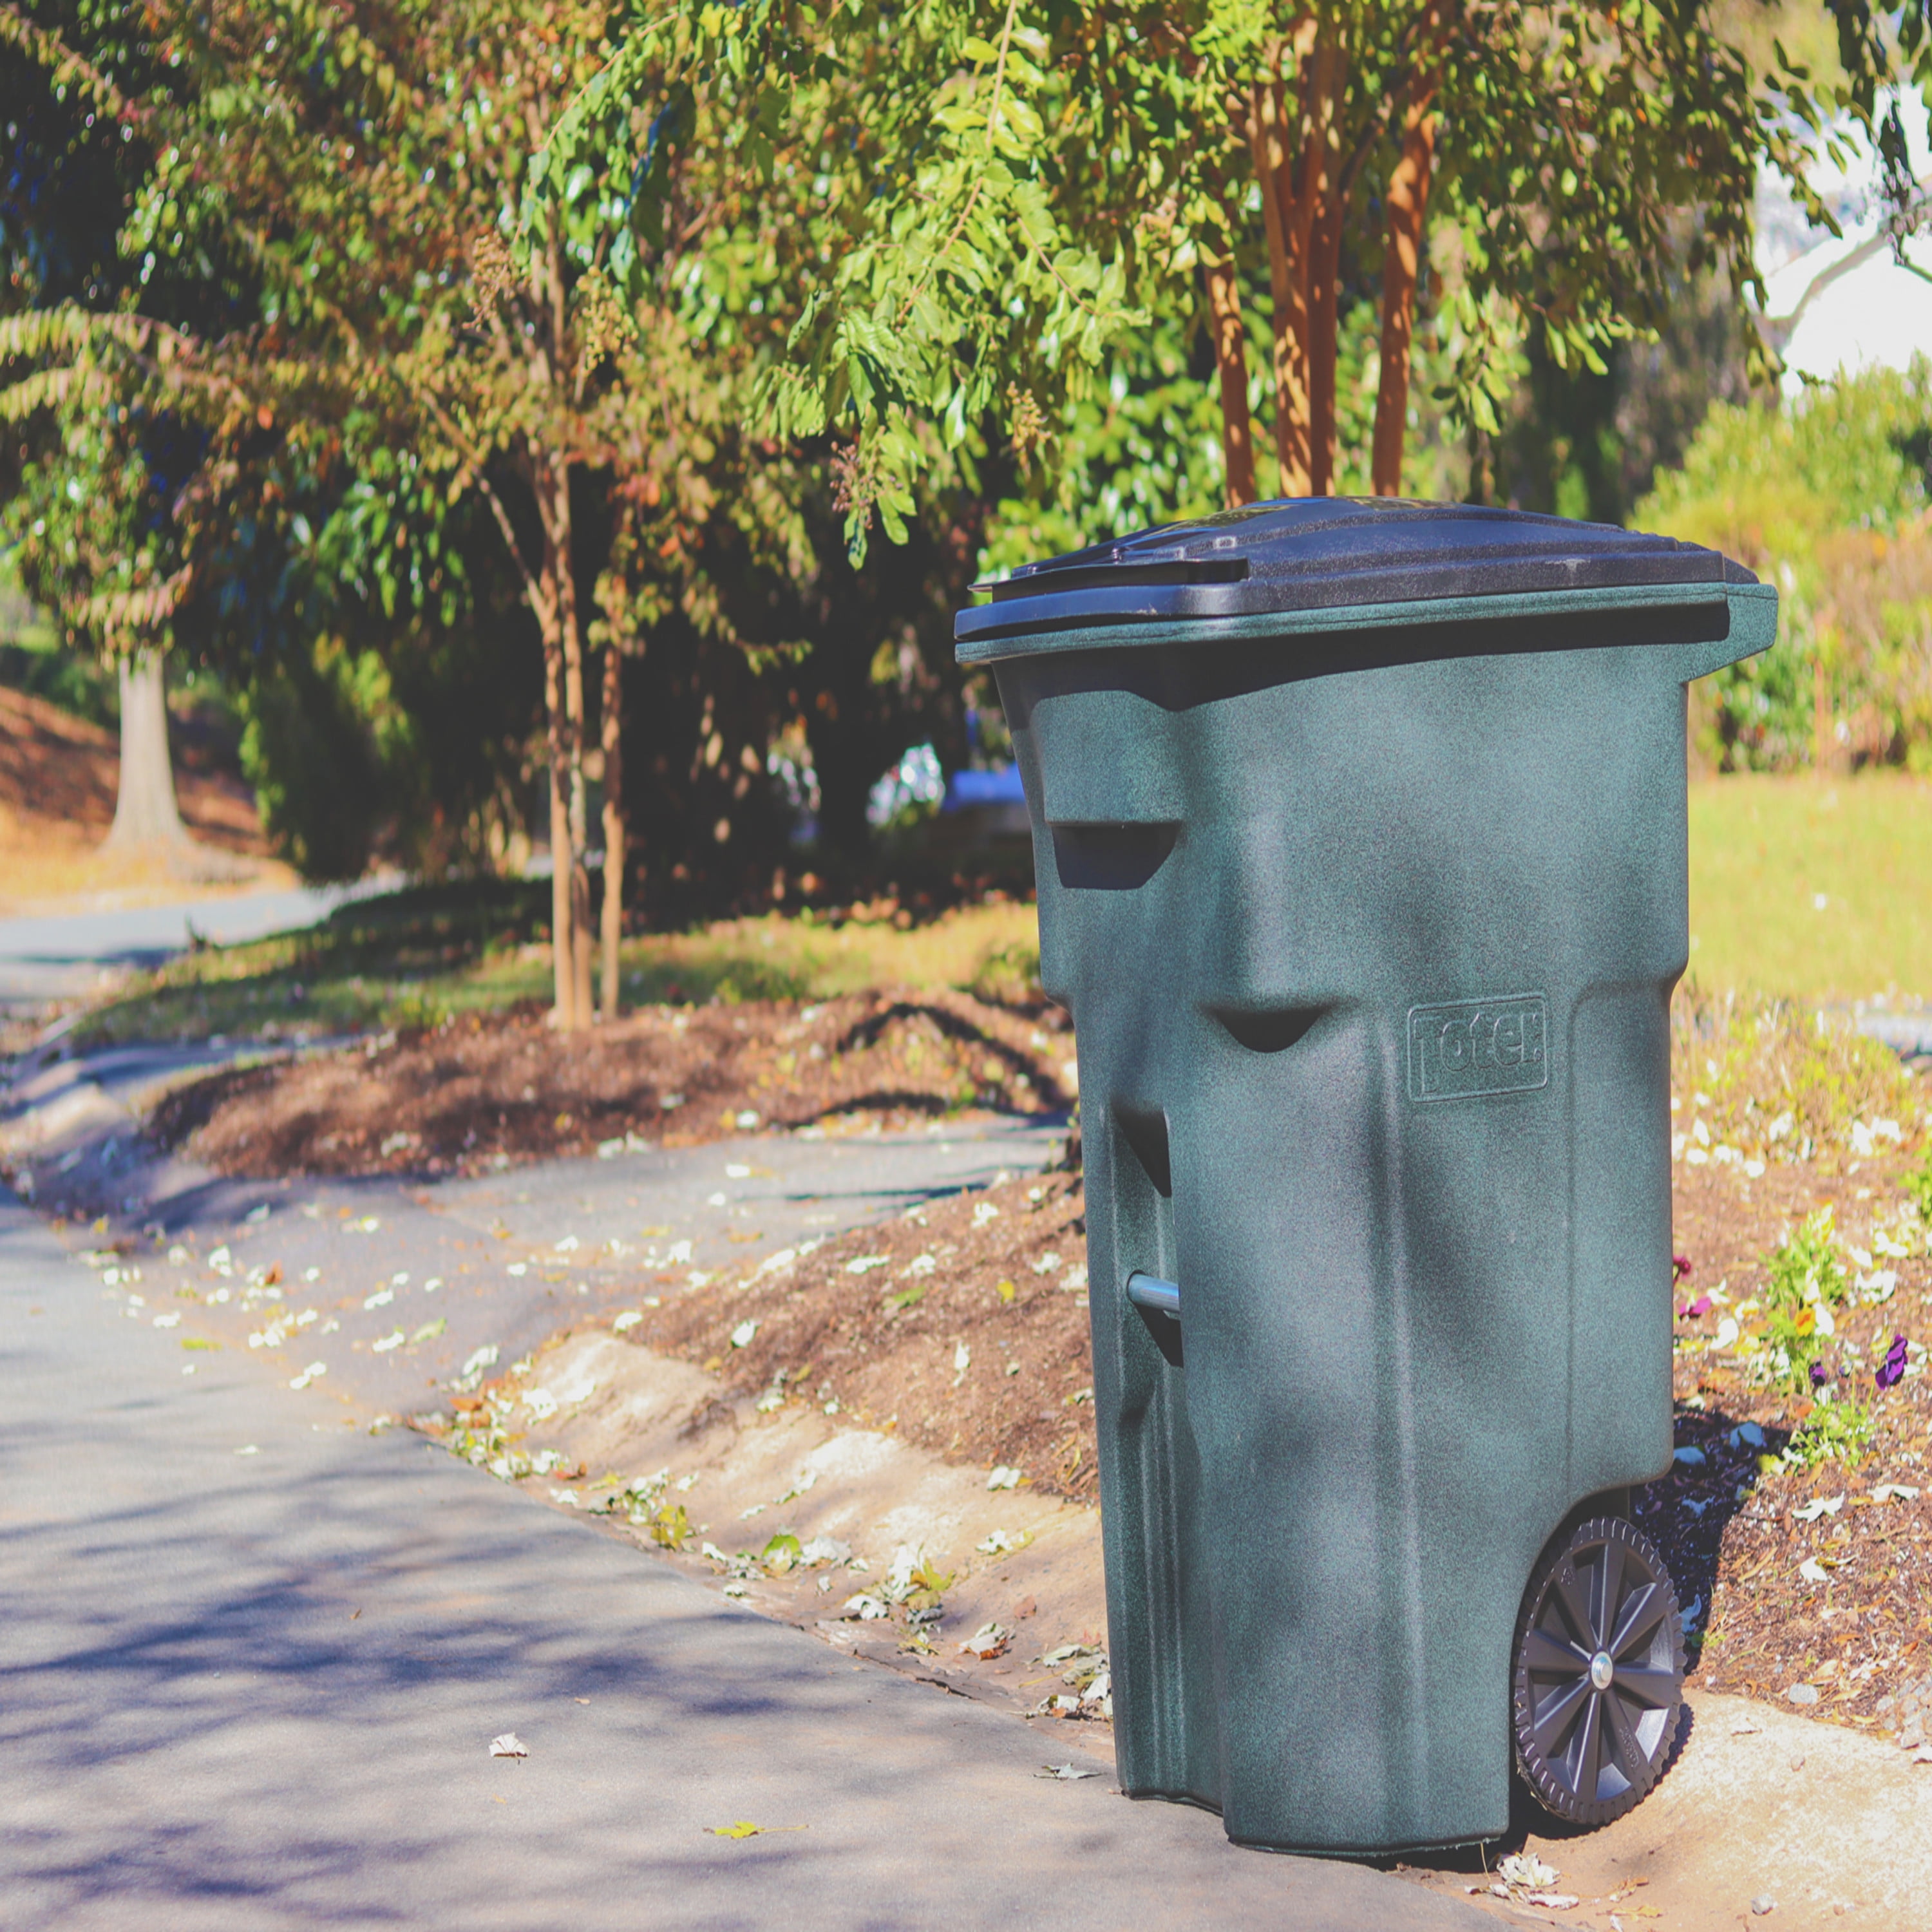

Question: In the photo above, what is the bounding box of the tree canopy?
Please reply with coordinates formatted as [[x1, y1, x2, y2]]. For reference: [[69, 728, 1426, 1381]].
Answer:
[[541, 0, 1862, 542]]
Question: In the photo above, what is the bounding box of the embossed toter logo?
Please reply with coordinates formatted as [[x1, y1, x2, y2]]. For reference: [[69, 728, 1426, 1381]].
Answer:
[[1406, 993, 1549, 1102]]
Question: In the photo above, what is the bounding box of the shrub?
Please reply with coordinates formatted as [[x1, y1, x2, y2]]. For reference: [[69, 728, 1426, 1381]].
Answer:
[[1638, 361, 1932, 771]]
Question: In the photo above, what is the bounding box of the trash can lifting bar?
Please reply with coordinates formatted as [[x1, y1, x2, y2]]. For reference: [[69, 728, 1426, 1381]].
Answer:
[[1126, 1272, 1180, 1318]]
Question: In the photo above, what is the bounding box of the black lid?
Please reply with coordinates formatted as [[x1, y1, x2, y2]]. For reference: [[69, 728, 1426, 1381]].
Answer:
[[954, 498, 1757, 654]]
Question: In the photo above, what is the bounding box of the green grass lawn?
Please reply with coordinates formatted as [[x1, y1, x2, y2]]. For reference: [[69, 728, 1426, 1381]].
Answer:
[[70, 880, 1044, 1047], [1689, 774, 1932, 1001], [62, 772, 1930, 1049]]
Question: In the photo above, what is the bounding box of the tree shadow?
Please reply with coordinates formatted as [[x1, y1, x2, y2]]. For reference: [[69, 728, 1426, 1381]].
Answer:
[[1634, 1397, 1794, 1674]]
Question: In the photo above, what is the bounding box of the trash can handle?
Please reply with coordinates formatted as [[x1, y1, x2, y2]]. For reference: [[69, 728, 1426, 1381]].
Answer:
[[1126, 1272, 1180, 1318]]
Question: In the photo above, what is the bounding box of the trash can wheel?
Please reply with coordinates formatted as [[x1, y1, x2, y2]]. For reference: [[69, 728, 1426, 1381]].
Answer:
[[1512, 1515, 1685, 1826]]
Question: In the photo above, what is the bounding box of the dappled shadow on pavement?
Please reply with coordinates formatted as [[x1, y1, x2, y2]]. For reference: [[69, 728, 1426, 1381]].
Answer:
[[0, 1203, 1490, 1931]]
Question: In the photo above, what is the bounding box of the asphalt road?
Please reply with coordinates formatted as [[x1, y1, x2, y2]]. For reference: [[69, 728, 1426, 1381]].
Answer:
[[0, 886, 357, 1012], [0, 1186, 1488, 1929]]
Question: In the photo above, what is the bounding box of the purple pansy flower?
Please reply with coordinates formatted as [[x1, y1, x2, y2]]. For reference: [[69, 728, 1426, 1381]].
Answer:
[[1877, 1334, 1909, 1392]]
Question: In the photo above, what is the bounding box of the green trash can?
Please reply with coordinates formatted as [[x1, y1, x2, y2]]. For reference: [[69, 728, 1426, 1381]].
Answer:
[[955, 500, 1773, 1855]]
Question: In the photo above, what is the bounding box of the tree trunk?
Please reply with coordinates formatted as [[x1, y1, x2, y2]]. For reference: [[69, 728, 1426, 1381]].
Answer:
[[1250, 26, 1334, 498], [533, 451, 585, 1032], [106, 649, 187, 850], [1204, 247, 1258, 507], [1306, 189, 1344, 496], [1371, 91, 1439, 496], [527, 211, 594, 1031], [564, 639, 594, 1028], [1249, 72, 1309, 497], [1467, 422, 1495, 505], [542, 620, 578, 1028], [599, 634, 627, 1021], [1304, 30, 1348, 500]]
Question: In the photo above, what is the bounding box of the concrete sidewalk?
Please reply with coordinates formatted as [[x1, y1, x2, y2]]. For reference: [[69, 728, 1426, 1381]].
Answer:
[[0, 1191, 1481, 1929], [1, 1041, 1074, 1417]]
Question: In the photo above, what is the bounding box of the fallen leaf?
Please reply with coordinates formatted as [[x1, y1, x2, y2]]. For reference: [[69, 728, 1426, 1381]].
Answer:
[[1035, 1763, 1098, 1780], [707, 1820, 806, 1838], [976, 1528, 1032, 1555], [958, 1622, 1010, 1660], [489, 1733, 527, 1758], [1498, 1854, 1560, 1891]]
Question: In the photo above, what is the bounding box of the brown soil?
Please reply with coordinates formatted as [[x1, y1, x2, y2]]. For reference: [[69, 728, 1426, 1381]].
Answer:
[[1656, 1151, 1932, 1733], [614, 1166, 1099, 1503], [151, 990, 1075, 1179]]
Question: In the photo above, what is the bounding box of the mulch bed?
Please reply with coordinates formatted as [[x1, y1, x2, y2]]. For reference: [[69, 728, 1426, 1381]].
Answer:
[[146, 989, 1075, 1179], [1650, 1152, 1931, 1737], [619, 1166, 1101, 1504], [623, 1136, 1931, 1731]]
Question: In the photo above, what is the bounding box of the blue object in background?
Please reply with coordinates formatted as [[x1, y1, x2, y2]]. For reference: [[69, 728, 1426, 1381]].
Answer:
[[942, 765, 1027, 812]]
